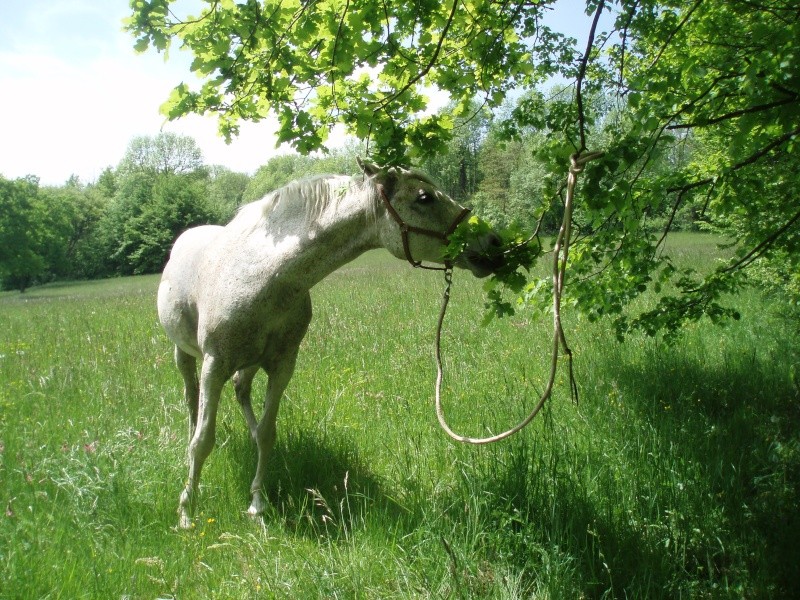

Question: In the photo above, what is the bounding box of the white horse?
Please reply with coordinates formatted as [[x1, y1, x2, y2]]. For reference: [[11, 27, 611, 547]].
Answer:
[[157, 159, 502, 528]]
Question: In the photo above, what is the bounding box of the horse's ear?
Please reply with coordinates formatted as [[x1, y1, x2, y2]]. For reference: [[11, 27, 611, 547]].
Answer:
[[357, 157, 398, 196], [357, 157, 381, 177]]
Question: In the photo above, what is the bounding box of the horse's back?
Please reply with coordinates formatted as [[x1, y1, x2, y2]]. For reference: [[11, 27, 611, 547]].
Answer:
[[158, 225, 224, 355], [168, 225, 224, 261]]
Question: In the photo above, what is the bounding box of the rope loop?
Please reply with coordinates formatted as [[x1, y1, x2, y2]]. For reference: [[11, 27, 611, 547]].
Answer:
[[434, 150, 603, 444]]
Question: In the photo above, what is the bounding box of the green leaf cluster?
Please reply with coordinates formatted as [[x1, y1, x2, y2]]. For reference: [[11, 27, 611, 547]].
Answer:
[[446, 215, 542, 322], [125, 0, 564, 163]]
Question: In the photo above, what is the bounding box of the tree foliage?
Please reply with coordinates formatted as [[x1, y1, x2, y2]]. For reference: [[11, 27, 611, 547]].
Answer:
[[242, 143, 365, 203], [126, 0, 555, 163], [206, 165, 251, 222], [579, 0, 800, 337], [118, 131, 205, 176], [126, 0, 800, 338], [100, 133, 220, 275], [0, 133, 252, 287], [0, 176, 46, 292], [422, 100, 489, 202]]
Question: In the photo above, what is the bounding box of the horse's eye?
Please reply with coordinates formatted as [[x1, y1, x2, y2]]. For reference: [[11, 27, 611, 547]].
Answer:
[[417, 191, 434, 205]]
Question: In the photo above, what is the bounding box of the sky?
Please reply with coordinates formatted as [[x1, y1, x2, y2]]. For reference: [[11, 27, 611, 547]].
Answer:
[[0, 0, 596, 187], [0, 0, 288, 185]]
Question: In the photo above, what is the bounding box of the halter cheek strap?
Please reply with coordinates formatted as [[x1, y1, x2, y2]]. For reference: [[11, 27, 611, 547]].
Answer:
[[377, 184, 471, 271]]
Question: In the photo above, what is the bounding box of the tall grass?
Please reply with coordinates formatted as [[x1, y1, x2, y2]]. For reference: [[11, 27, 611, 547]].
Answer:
[[1, 235, 798, 598]]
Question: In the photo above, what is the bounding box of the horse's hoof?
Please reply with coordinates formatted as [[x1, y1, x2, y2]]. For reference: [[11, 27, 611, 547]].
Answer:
[[246, 509, 265, 529], [178, 507, 194, 530], [247, 492, 266, 518]]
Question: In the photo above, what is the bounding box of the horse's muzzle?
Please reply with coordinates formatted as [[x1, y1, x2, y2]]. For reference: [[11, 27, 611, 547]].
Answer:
[[459, 233, 505, 278]]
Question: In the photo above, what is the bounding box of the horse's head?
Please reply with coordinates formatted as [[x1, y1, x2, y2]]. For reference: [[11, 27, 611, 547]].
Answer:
[[358, 158, 503, 277]]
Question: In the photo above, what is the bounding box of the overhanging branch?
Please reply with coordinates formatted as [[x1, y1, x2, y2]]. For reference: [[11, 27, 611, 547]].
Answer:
[[666, 125, 800, 195], [575, 0, 606, 152], [667, 96, 798, 130]]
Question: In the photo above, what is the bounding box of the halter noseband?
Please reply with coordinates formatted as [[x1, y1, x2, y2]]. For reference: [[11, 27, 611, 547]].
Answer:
[[377, 184, 471, 271]]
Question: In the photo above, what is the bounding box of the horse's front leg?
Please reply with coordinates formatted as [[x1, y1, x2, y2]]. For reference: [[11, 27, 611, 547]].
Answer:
[[248, 293, 312, 519], [179, 354, 228, 529], [247, 352, 298, 518], [233, 366, 260, 441]]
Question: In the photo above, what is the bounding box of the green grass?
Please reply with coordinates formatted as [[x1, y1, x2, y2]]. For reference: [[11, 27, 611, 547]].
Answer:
[[1, 236, 798, 598]]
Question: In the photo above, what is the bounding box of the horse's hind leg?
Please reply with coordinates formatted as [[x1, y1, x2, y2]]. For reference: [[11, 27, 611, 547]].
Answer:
[[179, 354, 228, 529], [174, 347, 199, 440], [233, 366, 260, 441]]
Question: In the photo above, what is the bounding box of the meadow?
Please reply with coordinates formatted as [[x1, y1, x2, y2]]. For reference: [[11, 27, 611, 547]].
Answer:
[[1, 234, 798, 598]]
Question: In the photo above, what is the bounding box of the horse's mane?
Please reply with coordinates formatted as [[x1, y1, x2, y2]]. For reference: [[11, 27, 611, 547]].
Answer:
[[227, 168, 435, 233], [228, 174, 370, 232]]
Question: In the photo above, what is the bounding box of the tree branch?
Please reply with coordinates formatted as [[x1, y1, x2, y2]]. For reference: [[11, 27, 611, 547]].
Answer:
[[666, 124, 800, 194], [647, 0, 705, 71], [722, 207, 800, 274], [616, 0, 639, 89], [575, 0, 606, 152], [656, 178, 717, 249], [373, 0, 460, 110], [328, 0, 352, 113], [667, 96, 798, 130]]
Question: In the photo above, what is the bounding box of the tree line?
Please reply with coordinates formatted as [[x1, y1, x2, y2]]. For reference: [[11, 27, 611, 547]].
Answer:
[[0, 96, 673, 294]]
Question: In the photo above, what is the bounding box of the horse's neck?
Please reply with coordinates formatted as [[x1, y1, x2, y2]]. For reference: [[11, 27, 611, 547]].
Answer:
[[245, 181, 379, 289]]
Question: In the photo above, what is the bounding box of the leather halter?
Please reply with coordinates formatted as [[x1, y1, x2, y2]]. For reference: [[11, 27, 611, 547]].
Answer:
[[377, 184, 471, 271]]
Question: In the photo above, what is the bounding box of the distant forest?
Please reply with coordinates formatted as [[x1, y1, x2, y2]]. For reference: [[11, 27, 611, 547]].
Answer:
[[1, 95, 700, 292]]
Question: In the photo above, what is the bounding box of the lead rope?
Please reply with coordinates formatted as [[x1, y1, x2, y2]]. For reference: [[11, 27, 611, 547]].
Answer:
[[434, 151, 603, 444]]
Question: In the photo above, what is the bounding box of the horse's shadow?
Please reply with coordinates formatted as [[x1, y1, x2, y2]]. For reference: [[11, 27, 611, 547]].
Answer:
[[223, 421, 412, 541]]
